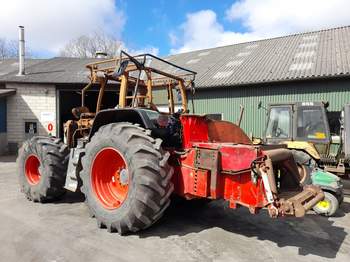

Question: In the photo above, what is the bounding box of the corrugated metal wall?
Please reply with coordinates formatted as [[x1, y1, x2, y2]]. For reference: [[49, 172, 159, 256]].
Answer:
[[0, 98, 6, 133], [188, 78, 350, 137]]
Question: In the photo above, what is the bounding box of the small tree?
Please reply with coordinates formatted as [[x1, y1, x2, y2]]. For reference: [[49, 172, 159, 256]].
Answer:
[[59, 31, 122, 58], [0, 38, 18, 59]]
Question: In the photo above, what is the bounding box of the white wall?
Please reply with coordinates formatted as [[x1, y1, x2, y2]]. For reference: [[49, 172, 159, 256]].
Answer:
[[6, 83, 56, 151]]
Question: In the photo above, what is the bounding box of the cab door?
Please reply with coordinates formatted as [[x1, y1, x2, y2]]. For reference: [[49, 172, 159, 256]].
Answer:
[[294, 104, 330, 155], [264, 105, 293, 144]]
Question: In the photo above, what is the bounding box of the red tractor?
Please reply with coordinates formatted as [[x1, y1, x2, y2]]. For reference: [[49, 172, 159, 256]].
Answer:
[[17, 52, 324, 234]]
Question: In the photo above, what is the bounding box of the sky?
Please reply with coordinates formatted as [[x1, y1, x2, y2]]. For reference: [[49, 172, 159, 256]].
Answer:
[[0, 0, 350, 58]]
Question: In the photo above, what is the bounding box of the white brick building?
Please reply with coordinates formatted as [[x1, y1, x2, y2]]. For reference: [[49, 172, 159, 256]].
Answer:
[[0, 57, 119, 154], [6, 83, 56, 151], [0, 58, 97, 154]]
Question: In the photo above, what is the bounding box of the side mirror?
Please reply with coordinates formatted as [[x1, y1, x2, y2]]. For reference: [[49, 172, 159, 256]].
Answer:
[[258, 101, 267, 111], [322, 101, 330, 108]]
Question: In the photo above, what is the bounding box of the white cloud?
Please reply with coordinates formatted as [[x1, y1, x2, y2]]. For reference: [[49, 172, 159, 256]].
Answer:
[[0, 0, 126, 55], [124, 45, 159, 56], [171, 0, 350, 54], [227, 0, 350, 36], [168, 32, 179, 46], [170, 10, 258, 54]]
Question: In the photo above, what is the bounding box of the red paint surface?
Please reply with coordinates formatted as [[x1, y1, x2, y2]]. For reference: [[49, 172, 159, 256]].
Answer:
[[173, 114, 269, 212], [91, 148, 129, 210], [180, 115, 209, 148], [24, 154, 41, 185]]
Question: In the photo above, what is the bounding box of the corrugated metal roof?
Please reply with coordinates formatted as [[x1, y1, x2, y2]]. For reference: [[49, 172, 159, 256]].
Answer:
[[162, 26, 350, 88], [0, 26, 350, 88]]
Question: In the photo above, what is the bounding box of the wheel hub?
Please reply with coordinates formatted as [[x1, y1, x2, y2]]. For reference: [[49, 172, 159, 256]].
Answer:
[[91, 148, 129, 210], [316, 200, 330, 210], [119, 169, 129, 186], [24, 155, 41, 185]]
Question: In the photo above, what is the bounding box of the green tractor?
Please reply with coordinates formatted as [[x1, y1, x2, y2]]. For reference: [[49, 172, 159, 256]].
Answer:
[[260, 101, 347, 216]]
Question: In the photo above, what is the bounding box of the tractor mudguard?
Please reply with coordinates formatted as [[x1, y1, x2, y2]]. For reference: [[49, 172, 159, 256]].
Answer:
[[89, 108, 156, 140], [311, 169, 343, 196], [64, 108, 160, 191], [283, 141, 321, 160]]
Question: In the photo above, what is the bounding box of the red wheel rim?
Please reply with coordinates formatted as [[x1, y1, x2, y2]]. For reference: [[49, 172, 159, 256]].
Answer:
[[91, 148, 129, 210], [25, 155, 41, 185]]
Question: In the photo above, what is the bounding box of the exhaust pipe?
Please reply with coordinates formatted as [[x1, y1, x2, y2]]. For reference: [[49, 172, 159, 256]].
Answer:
[[18, 26, 25, 76]]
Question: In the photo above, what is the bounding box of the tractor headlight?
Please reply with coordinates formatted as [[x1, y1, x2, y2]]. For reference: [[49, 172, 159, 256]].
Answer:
[[157, 115, 169, 128]]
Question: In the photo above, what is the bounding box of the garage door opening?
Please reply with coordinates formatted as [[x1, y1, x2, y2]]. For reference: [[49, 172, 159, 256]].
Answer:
[[58, 88, 120, 138]]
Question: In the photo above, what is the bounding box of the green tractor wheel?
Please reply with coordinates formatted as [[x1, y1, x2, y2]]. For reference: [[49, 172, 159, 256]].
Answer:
[[313, 191, 339, 217]]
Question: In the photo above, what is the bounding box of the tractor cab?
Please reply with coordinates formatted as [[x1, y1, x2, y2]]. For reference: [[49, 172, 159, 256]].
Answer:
[[264, 102, 331, 155], [264, 101, 350, 176], [64, 51, 196, 149]]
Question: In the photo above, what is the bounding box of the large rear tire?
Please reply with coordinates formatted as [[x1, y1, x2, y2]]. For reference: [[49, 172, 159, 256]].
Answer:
[[81, 122, 174, 234], [17, 137, 69, 202]]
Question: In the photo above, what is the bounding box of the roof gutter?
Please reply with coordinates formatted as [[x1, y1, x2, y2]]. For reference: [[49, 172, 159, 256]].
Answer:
[[0, 89, 16, 98]]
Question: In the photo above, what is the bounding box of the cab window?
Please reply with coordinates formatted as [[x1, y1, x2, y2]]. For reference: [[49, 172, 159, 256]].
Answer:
[[296, 106, 327, 140], [266, 107, 291, 139]]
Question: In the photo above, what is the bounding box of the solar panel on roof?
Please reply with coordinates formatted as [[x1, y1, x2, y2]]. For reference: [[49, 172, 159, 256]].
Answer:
[[236, 52, 251, 57], [302, 35, 318, 41], [294, 50, 315, 58], [198, 51, 210, 56], [299, 42, 318, 48], [186, 58, 201, 64], [245, 44, 259, 49], [289, 62, 314, 71], [226, 60, 243, 67], [213, 70, 234, 79]]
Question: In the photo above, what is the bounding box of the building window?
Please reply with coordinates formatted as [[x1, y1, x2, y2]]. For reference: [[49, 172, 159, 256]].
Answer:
[[24, 121, 38, 139]]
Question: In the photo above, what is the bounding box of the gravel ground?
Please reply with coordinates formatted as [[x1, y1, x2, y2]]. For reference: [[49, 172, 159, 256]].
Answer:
[[0, 155, 349, 262]]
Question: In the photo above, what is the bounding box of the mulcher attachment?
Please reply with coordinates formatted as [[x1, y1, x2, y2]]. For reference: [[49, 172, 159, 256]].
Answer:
[[268, 185, 324, 218], [260, 148, 325, 218]]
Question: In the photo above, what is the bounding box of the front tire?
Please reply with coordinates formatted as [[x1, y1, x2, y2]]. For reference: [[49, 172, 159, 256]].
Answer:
[[313, 191, 339, 217], [17, 137, 69, 202], [81, 122, 174, 234]]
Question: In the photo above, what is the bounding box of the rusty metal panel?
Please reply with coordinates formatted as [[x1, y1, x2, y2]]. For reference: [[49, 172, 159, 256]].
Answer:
[[194, 148, 220, 198], [194, 148, 219, 170]]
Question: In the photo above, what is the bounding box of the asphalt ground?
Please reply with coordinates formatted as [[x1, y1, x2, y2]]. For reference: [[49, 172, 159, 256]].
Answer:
[[0, 155, 349, 262]]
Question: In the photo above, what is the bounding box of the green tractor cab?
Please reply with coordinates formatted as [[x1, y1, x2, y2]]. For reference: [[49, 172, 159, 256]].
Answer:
[[260, 101, 347, 216], [263, 101, 350, 177]]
